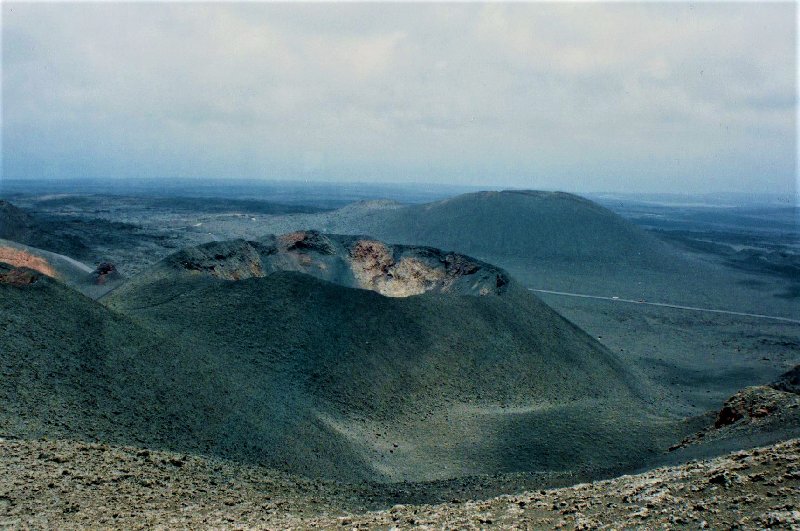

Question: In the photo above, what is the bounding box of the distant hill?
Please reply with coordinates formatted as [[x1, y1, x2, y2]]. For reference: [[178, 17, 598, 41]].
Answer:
[[351, 191, 675, 265], [2, 236, 692, 484], [0, 200, 33, 237], [256, 191, 676, 266], [0, 200, 89, 258]]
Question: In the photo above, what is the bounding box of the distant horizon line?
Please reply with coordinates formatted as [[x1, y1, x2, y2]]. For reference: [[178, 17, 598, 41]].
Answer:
[[1, 176, 797, 201]]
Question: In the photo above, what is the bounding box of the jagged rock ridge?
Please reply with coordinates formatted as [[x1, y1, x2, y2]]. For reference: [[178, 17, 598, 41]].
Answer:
[[132, 230, 510, 298]]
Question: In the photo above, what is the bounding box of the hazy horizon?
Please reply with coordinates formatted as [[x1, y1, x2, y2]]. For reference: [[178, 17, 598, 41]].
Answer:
[[3, 2, 797, 196]]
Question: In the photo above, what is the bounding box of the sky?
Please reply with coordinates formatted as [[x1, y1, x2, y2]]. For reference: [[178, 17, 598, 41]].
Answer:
[[2, 2, 797, 195]]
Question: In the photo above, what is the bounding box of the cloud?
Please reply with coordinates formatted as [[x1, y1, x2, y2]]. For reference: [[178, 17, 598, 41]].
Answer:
[[2, 2, 796, 194]]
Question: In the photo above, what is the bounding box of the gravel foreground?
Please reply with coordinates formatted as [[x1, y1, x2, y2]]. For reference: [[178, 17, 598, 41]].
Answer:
[[1, 438, 799, 530]]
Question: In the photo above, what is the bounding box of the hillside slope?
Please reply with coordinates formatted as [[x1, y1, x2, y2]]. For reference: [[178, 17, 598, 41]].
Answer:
[[98, 235, 692, 482], [0, 239, 122, 298], [350, 191, 675, 265], [0, 200, 89, 258], [243, 191, 675, 266], [0, 263, 223, 452]]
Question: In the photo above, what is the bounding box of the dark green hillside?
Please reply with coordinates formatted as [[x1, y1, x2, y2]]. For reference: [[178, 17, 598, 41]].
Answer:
[[0, 200, 89, 258], [318, 191, 675, 266], [0, 262, 375, 480], [0, 263, 215, 449], [99, 238, 691, 482], [107, 271, 635, 413], [3, 231, 697, 483]]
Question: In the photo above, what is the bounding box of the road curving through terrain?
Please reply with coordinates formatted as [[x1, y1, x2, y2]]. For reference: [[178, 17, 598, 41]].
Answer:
[[530, 289, 800, 325]]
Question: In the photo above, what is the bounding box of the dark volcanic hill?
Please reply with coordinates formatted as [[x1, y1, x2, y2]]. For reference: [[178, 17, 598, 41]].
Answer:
[[2, 234, 693, 484], [0, 200, 33, 237], [108, 231, 512, 301], [0, 263, 223, 452], [256, 191, 676, 267], [100, 233, 691, 482], [0, 200, 89, 258], [350, 191, 674, 265]]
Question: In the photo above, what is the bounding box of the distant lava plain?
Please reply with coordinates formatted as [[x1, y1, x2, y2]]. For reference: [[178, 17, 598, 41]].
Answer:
[[2, 232, 696, 486]]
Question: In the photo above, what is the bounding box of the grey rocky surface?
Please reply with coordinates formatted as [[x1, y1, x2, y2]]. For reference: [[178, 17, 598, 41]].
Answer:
[[1, 437, 798, 530]]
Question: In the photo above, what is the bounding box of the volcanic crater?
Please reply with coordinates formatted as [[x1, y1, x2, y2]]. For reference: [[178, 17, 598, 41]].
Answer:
[[158, 230, 510, 298]]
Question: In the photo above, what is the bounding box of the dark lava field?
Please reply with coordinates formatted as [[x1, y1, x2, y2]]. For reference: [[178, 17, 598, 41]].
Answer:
[[1, 181, 798, 527]]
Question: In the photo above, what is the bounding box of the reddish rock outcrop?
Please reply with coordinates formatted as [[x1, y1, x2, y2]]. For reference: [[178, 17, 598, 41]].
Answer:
[[0, 266, 40, 286], [0, 247, 58, 278], [92, 262, 119, 285], [714, 386, 786, 428]]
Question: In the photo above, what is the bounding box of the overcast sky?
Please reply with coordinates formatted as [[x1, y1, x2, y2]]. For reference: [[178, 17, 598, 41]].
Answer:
[[2, 2, 797, 194]]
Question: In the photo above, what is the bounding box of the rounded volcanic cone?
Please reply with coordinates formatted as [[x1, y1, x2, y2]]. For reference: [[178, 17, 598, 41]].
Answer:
[[280, 191, 676, 266], [94, 234, 687, 483]]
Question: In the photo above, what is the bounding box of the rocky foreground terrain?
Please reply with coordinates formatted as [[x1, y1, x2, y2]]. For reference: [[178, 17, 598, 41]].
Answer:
[[2, 437, 798, 530]]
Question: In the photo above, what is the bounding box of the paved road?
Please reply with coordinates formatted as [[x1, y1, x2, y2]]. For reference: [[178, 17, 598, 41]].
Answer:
[[529, 289, 800, 325]]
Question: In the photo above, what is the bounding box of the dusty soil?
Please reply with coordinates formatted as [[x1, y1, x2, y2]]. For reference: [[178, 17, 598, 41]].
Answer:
[[0, 437, 356, 530], [1, 437, 798, 529], [328, 438, 800, 530]]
